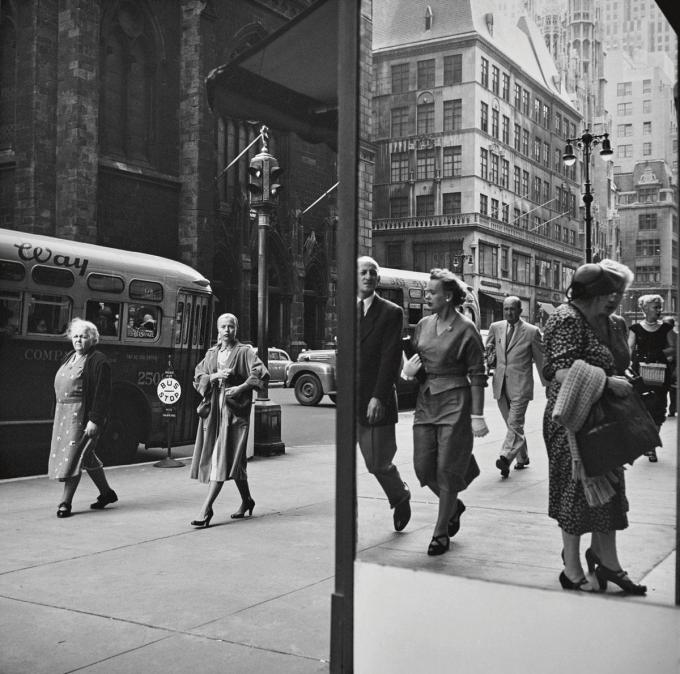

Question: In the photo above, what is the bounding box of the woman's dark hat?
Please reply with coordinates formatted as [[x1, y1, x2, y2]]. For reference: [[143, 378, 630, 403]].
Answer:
[[573, 263, 626, 296]]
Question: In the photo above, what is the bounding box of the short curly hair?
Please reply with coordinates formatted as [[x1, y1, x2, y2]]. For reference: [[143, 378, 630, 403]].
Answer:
[[638, 294, 663, 309], [429, 268, 467, 307], [67, 318, 100, 344]]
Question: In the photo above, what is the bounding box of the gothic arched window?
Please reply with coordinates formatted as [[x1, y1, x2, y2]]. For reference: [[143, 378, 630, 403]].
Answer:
[[100, 2, 159, 165]]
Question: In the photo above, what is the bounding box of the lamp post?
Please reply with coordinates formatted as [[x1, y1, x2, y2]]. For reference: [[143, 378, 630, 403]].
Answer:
[[562, 130, 613, 263], [247, 126, 284, 456]]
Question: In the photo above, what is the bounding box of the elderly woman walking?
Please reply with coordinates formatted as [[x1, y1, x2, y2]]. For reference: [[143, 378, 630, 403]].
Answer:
[[50, 318, 118, 518], [190, 313, 268, 528], [543, 261, 646, 595]]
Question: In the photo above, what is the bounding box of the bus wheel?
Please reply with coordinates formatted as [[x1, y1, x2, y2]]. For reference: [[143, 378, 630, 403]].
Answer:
[[329, 394, 337, 405], [99, 414, 139, 466], [294, 374, 323, 406]]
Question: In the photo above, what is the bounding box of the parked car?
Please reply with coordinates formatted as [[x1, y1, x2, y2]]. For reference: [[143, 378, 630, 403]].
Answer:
[[285, 348, 417, 408], [267, 347, 293, 383]]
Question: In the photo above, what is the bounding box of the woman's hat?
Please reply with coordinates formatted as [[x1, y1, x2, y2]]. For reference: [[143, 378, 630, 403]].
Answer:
[[573, 263, 626, 296]]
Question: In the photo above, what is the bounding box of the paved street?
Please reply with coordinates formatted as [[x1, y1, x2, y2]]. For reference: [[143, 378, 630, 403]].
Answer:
[[0, 380, 677, 673]]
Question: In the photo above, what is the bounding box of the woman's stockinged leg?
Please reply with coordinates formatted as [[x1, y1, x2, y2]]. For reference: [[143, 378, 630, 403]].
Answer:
[[60, 474, 81, 506], [87, 467, 112, 496], [199, 480, 224, 518], [434, 487, 458, 538], [591, 530, 621, 570]]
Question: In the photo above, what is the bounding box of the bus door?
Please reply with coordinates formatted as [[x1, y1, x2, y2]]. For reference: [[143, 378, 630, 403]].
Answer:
[[172, 291, 211, 442]]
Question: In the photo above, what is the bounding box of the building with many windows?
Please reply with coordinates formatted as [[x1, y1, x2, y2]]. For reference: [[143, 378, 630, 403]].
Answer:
[[605, 48, 678, 178], [616, 161, 678, 318], [371, 0, 586, 327]]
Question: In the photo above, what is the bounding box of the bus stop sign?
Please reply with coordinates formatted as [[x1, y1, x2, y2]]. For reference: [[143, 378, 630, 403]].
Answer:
[[157, 377, 181, 406]]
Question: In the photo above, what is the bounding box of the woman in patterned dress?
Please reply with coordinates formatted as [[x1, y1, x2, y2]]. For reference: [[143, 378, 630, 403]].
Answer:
[[543, 261, 646, 594], [402, 269, 489, 556], [190, 313, 268, 527], [50, 319, 117, 518], [628, 294, 674, 462]]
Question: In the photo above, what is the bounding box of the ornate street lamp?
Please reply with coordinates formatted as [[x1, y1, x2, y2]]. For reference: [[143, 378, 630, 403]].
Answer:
[[563, 130, 613, 262]]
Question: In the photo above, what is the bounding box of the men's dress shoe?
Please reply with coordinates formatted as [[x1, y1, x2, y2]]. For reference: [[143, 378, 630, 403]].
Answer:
[[495, 455, 510, 478], [393, 498, 411, 532], [515, 458, 530, 470]]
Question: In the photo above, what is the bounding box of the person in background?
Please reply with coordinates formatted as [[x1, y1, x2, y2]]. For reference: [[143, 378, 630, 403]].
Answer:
[[402, 268, 488, 556], [357, 256, 411, 533], [662, 318, 677, 417], [628, 295, 674, 462], [543, 261, 645, 595], [50, 319, 118, 518], [190, 313, 268, 528], [486, 296, 545, 478]]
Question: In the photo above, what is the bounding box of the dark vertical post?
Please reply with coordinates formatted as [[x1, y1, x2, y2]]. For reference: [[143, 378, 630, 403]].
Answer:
[[330, 0, 359, 671], [582, 133, 593, 263], [257, 209, 270, 400]]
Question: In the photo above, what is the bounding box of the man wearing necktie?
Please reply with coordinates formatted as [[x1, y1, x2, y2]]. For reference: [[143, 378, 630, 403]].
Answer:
[[357, 256, 411, 531], [485, 296, 546, 478]]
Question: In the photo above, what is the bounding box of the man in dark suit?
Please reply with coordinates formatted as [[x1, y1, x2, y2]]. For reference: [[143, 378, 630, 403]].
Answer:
[[485, 296, 545, 478], [357, 255, 411, 531]]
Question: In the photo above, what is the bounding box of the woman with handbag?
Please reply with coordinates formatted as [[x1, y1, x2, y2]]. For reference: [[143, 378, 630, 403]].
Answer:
[[401, 269, 488, 556], [628, 295, 674, 462], [543, 260, 646, 595], [190, 313, 268, 528], [50, 319, 118, 517]]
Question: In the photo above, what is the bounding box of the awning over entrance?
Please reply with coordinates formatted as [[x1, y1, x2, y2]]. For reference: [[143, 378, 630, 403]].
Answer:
[[537, 301, 558, 315], [205, 0, 338, 149]]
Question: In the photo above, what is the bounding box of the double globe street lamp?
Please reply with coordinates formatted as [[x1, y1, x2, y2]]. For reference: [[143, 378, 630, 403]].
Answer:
[[563, 130, 614, 263]]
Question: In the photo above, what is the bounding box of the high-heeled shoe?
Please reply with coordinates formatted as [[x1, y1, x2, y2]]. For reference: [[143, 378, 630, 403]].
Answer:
[[191, 507, 213, 528], [594, 564, 647, 595], [427, 534, 450, 556], [56, 502, 72, 518], [585, 548, 601, 574], [558, 571, 598, 592], [447, 499, 466, 538], [231, 498, 255, 519]]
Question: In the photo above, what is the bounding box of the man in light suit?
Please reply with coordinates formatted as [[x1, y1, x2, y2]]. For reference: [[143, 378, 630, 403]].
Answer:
[[485, 296, 545, 478], [357, 256, 411, 531]]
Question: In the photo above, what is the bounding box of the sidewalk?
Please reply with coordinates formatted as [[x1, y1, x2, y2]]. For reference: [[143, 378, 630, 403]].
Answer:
[[0, 396, 677, 673]]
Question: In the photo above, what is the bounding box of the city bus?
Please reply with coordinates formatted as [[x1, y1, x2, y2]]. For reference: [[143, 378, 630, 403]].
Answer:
[[377, 266, 481, 333], [0, 228, 213, 478]]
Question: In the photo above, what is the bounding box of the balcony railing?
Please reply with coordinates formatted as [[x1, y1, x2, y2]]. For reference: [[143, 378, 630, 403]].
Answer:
[[373, 212, 581, 257]]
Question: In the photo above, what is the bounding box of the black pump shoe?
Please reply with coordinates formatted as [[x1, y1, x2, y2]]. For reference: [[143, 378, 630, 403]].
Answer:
[[90, 489, 118, 510], [559, 571, 598, 592], [231, 498, 255, 519], [191, 507, 214, 528], [427, 534, 450, 556], [594, 564, 647, 595], [56, 502, 72, 518], [585, 548, 601, 574]]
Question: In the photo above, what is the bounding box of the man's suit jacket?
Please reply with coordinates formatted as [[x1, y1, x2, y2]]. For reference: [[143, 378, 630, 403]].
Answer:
[[485, 318, 545, 401], [358, 293, 404, 426]]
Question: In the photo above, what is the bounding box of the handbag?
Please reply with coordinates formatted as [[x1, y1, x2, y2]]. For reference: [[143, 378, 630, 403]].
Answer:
[[575, 388, 661, 477], [196, 393, 211, 418]]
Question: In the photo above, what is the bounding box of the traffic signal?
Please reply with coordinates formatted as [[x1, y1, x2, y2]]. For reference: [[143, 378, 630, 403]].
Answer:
[[247, 162, 264, 205], [269, 165, 283, 199]]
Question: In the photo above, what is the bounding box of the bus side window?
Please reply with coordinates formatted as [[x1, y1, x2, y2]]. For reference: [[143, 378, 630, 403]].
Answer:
[[27, 294, 71, 335], [1, 291, 22, 336], [85, 300, 120, 337], [175, 302, 184, 346], [199, 304, 208, 347], [192, 301, 201, 346], [126, 303, 160, 339], [182, 300, 193, 346]]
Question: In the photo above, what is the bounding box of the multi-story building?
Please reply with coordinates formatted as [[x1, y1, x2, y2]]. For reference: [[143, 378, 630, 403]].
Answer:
[[371, 0, 586, 328], [605, 48, 678, 177], [616, 160, 678, 319], [598, 0, 677, 68]]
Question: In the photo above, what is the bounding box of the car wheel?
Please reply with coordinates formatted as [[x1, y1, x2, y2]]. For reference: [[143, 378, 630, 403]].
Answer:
[[294, 374, 323, 406], [329, 394, 337, 404]]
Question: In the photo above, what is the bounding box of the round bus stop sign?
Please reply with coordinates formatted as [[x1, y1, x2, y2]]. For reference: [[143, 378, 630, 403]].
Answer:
[[157, 377, 181, 405]]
